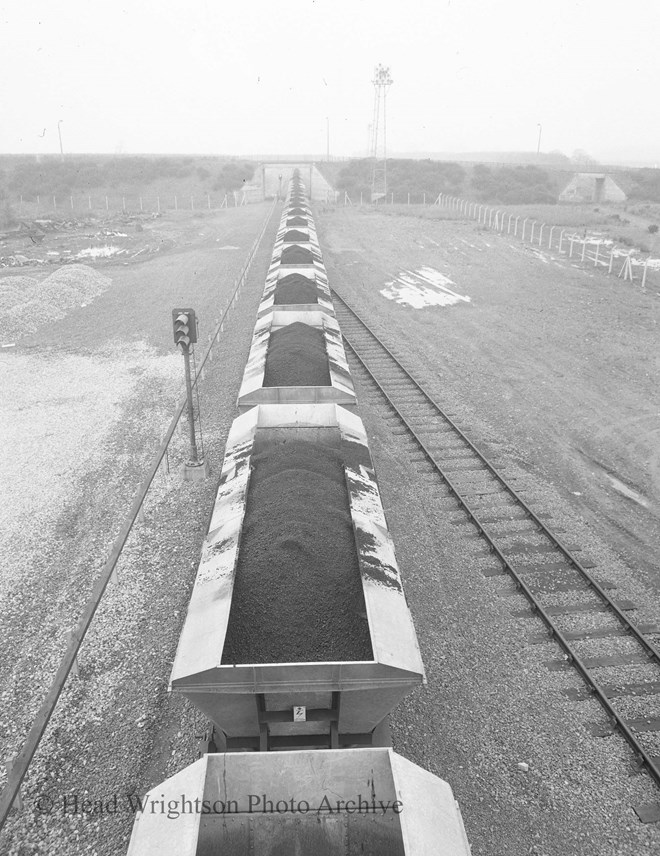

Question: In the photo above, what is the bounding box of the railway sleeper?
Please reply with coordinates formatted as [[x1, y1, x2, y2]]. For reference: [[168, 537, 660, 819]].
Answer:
[[546, 651, 651, 670], [528, 623, 658, 644], [525, 574, 616, 594], [564, 681, 660, 701], [502, 539, 584, 555], [516, 599, 636, 619]]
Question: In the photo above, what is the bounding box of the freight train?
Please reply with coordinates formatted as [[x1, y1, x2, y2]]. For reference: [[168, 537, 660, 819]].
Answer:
[[127, 173, 472, 854]]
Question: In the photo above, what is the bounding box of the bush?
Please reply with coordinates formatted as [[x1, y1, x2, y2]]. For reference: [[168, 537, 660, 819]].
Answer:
[[648, 224, 658, 234], [471, 164, 557, 204]]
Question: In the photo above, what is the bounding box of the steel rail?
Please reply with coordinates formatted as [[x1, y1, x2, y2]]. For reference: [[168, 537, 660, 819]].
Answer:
[[0, 199, 278, 831], [331, 287, 660, 790]]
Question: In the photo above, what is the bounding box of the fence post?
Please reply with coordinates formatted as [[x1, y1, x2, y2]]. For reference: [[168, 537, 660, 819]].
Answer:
[[488, 209, 493, 228], [569, 237, 575, 257], [530, 221, 536, 244], [390, 192, 394, 204], [19, 195, 23, 214], [608, 249, 614, 274], [122, 197, 126, 213], [558, 230, 564, 253], [538, 223, 544, 246], [157, 196, 161, 213], [423, 192, 426, 205], [139, 197, 143, 212], [642, 258, 649, 287], [548, 226, 555, 248], [594, 243, 600, 267], [407, 193, 410, 205], [70, 196, 74, 210], [53, 195, 56, 210], [174, 196, 178, 211], [105, 196, 109, 211], [88, 195, 92, 210], [521, 219, 527, 241], [514, 216, 520, 237], [508, 214, 513, 234], [581, 240, 587, 262], [191, 195, 194, 211], [207, 194, 211, 210], [37, 194, 40, 210]]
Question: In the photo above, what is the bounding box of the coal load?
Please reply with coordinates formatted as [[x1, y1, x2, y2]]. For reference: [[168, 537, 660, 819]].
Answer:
[[287, 216, 308, 227], [288, 207, 308, 216], [221, 438, 373, 664], [263, 322, 330, 386], [283, 229, 310, 243], [273, 274, 318, 305], [281, 245, 313, 264]]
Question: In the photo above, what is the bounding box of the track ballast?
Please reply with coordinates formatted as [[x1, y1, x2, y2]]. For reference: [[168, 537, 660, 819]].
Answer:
[[331, 285, 660, 819]]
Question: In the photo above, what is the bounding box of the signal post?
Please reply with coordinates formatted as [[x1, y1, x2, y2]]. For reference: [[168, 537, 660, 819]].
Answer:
[[172, 308, 211, 482]]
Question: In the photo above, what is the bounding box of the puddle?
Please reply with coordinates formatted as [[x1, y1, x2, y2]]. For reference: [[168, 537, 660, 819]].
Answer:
[[380, 266, 471, 309]]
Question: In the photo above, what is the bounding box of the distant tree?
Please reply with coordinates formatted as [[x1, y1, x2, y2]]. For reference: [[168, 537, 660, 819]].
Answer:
[[571, 149, 598, 166]]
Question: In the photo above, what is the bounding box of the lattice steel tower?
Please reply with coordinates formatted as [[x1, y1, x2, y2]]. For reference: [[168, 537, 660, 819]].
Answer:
[[370, 64, 393, 202]]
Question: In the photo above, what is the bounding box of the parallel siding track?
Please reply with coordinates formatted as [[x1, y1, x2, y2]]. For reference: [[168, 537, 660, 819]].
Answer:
[[331, 287, 660, 817]]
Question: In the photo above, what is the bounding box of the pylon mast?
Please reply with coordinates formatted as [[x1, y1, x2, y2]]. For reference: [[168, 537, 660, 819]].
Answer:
[[370, 64, 393, 202]]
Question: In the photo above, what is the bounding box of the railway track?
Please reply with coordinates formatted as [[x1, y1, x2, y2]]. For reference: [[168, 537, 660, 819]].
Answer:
[[331, 287, 660, 819]]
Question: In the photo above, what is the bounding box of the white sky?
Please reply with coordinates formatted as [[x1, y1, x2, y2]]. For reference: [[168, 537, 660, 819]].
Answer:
[[1, 0, 659, 163]]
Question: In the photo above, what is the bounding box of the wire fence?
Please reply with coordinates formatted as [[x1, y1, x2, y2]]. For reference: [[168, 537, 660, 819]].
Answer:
[[10, 189, 264, 218], [433, 192, 660, 287], [0, 197, 278, 831], [325, 189, 660, 287]]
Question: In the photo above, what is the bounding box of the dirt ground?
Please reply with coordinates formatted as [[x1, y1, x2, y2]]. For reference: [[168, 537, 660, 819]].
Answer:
[[315, 206, 660, 855], [317, 207, 660, 592], [0, 203, 281, 855]]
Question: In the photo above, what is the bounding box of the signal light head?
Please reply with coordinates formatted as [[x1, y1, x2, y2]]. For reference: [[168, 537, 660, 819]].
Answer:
[[172, 308, 197, 351]]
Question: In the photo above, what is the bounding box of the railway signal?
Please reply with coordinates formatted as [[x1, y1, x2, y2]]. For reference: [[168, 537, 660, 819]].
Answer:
[[172, 308, 197, 351], [172, 307, 209, 481]]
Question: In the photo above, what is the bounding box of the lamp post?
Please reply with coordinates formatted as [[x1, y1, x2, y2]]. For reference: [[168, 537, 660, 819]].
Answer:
[[536, 123, 542, 156], [57, 120, 64, 161]]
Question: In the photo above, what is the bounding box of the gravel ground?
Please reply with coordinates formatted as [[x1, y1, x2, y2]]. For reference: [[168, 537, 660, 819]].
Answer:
[[316, 207, 660, 854], [0, 203, 281, 855]]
